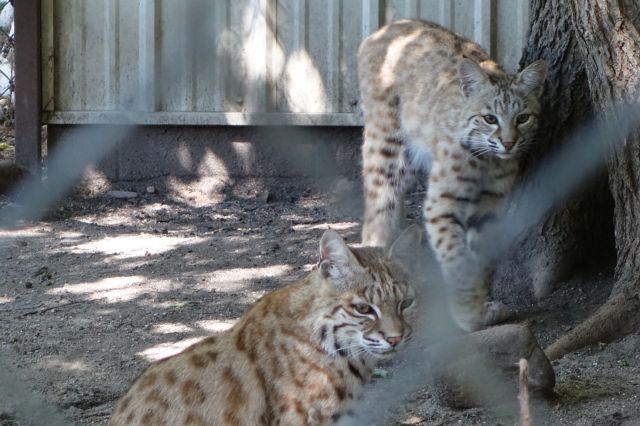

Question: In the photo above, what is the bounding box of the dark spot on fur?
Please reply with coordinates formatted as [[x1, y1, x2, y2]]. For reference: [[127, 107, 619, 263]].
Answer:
[[223, 367, 246, 424], [480, 190, 504, 198], [145, 388, 169, 410], [379, 148, 397, 158], [180, 380, 206, 405], [235, 324, 248, 352], [348, 362, 365, 383], [385, 136, 403, 145], [200, 336, 216, 345], [138, 372, 157, 389], [117, 396, 131, 413], [163, 370, 178, 386], [189, 353, 207, 369], [457, 175, 478, 183], [184, 412, 208, 426], [335, 385, 346, 400]]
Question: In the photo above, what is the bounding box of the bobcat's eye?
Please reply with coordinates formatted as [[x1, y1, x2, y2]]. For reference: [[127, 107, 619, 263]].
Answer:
[[483, 114, 498, 125], [516, 113, 530, 124], [353, 303, 374, 316], [399, 298, 415, 311]]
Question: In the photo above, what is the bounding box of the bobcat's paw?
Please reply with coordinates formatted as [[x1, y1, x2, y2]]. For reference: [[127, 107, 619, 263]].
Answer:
[[483, 301, 513, 326]]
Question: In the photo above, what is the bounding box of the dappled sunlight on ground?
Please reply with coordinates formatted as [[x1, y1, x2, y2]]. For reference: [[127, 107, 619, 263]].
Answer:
[[54, 231, 86, 245], [150, 322, 195, 334], [195, 319, 235, 333], [197, 264, 292, 292], [0, 186, 366, 424], [67, 234, 203, 260], [47, 276, 178, 303], [166, 174, 228, 207], [94, 308, 115, 316], [41, 358, 92, 373], [292, 220, 359, 232], [137, 337, 206, 362], [0, 226, 52, 239]]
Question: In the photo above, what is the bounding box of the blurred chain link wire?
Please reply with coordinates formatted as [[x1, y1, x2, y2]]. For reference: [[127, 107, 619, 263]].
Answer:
[[1, 2, 639, 425]]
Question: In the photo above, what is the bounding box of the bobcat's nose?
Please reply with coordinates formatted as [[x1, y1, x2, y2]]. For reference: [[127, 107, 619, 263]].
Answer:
[[502, 141, 515, 152], [386, 336, 402, 347]]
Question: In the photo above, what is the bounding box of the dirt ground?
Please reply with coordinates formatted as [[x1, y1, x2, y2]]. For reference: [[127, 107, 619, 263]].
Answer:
[[1, 164, 639, 425]]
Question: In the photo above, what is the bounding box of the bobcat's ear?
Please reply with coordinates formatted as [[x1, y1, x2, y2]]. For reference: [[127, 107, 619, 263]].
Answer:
[[387, 224, 422, 273], [459, 59, 489, 97], [516, 59, 548, 96], [318, 229, 362, 286]]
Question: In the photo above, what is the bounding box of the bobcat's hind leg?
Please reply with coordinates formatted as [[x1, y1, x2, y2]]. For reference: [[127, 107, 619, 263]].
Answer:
[[361, 110, 411, 248]]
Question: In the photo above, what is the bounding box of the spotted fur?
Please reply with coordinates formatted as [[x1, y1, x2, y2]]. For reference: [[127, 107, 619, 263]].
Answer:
[[358, 20, 547, 331], [108, 229, 418, 426]]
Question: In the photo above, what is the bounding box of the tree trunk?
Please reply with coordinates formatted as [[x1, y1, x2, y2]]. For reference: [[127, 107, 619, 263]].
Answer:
[[537, 0, 640, 359], [493, 0, 614, 305]]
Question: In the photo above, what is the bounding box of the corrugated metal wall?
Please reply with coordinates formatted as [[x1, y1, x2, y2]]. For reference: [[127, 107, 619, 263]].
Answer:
[[42, 0, 529, 126]]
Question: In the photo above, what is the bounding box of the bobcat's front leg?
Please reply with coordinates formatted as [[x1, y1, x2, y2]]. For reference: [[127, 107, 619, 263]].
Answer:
[[423, 178, 509, 331]]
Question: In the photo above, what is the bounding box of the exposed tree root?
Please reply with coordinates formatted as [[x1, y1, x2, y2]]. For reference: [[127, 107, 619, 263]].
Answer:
[[545, 291, 640, 360]]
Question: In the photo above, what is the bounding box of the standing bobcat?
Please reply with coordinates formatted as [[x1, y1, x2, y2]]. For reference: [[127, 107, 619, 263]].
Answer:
[[358, 20, 547, 332], [108, 229, 418, 426]]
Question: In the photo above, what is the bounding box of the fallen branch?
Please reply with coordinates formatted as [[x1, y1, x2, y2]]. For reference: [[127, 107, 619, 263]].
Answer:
[[22, 300, 85, 316], [518, 358, 532, 426]]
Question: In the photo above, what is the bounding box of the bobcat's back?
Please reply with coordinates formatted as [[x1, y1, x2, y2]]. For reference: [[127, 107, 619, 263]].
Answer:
[[358, 20, 493, 136]]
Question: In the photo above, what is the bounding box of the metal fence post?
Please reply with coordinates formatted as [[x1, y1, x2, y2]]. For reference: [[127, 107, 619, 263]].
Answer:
[[14, 0, 42, 173]]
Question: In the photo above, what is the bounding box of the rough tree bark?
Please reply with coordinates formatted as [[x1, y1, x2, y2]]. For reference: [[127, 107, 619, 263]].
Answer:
[[523, 0, 640, 359], [493, 0, 614, 306]]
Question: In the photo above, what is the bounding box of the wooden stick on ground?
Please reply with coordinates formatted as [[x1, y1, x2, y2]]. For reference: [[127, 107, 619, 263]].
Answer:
[[518, 358, 532, 426]]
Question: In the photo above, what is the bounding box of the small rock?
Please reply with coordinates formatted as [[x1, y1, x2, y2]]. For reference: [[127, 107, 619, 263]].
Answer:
[[106, 190, 138, 199], [34, 266, 53, 281], [146, 185, 156, 194]]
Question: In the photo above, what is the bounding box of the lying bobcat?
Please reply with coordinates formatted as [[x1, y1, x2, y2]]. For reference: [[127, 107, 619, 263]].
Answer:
[[358, 20, 547, 332], [108, 228, 418, 426]]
